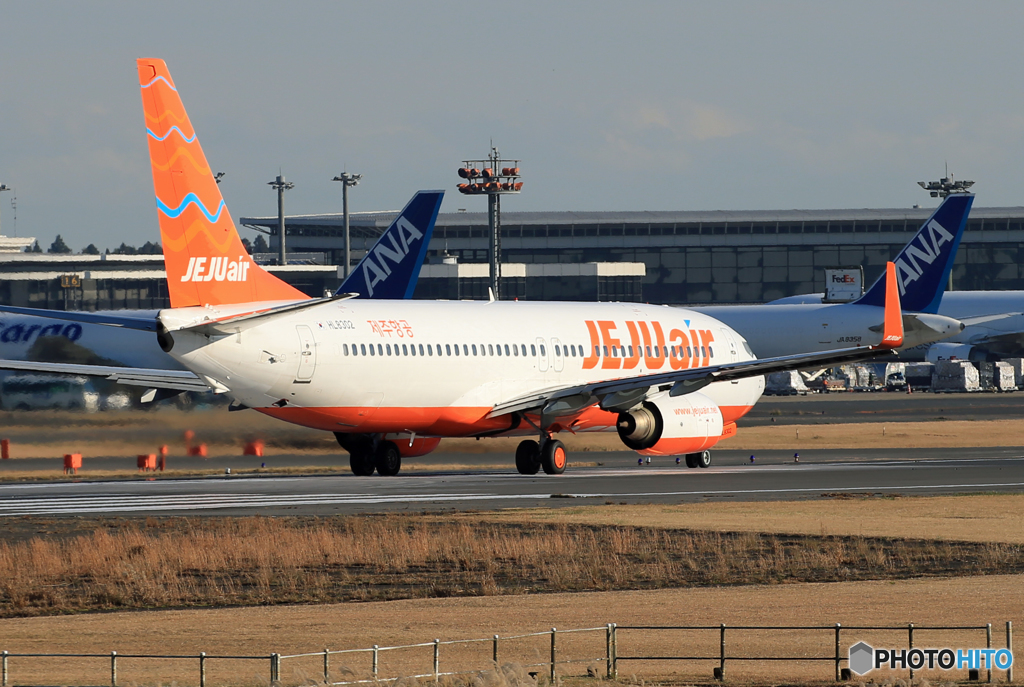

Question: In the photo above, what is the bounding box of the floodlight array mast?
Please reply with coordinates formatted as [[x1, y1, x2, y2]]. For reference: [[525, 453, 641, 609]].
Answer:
[[917, 171, 974, 198], [457, 147, 523, 299]]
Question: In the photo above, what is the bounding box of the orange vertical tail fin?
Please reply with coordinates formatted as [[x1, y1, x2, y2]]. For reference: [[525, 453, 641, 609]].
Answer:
[[138, 58, 307, 308]]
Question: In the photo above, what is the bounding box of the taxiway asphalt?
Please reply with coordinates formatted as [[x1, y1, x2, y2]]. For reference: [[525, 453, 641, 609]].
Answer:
[[1, 448, 1021, 517]]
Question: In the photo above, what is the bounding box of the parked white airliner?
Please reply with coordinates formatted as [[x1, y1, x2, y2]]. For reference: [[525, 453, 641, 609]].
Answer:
[[0, 59, 912, 476]]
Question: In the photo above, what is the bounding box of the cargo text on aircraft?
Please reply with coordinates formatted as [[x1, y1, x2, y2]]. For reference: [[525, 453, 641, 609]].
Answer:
[[180, 256, 252, 283], [894, 219, 954, 295], [360, 217, 424, 297]]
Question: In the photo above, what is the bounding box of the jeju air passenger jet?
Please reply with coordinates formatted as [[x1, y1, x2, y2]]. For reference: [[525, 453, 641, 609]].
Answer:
[[0, 59, 909, 476]]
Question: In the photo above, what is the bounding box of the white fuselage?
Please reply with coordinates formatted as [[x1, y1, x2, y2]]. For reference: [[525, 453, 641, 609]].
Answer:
[[161, 299, 765, 439]]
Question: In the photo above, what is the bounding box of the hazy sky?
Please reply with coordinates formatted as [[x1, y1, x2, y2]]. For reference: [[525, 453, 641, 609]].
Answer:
[[1, 1, 1023, 251]]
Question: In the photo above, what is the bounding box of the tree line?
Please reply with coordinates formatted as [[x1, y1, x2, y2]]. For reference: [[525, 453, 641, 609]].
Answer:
[[26, 235, 270, 255]]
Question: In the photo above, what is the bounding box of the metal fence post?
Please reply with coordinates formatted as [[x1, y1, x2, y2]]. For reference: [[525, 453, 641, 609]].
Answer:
[[1003, 622, 1011, 683], [550, 628, 557, 682], [324, 648, 330, 684], [987, 623, 993, 683], [719, 624, 726, 680], [2, 650, 7, 687], [493, 635, 499, 665], [908, 623, 914, 680], [611, 624, 618, 680], [433, 639, 440, 683], [111, 651, 117, 687], [602, 626, 610, 679], [200, 652, 206, 687], [271, 653, 280, 684], [835, 624, 842, 682], [373, 645, 379, 679]]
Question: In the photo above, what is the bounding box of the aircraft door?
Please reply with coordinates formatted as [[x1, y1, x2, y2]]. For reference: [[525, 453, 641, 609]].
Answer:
[[551, 337, 565, 372], [535, 337, 549, 372], [721, 328, 739, 361], [295, 325, 317, 381]]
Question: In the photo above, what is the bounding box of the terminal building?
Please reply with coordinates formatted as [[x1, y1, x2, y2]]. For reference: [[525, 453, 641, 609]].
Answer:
[[3, 204, 1024, 310], [242, 204, 1024, 304]]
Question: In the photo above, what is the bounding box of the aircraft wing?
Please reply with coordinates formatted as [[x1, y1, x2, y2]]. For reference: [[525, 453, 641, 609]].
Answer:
[[0, 306, 158, 331], [0, 359, 209, 392], [490, 261, 904, 418], [489, 342, 898, 417]]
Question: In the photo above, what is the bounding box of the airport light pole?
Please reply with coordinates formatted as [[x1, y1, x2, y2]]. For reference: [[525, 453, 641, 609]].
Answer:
[[267, 175, 294, 265], [456, 148, 523, 299], [0, 184, 9, 236], [332, 172, 362, 279]]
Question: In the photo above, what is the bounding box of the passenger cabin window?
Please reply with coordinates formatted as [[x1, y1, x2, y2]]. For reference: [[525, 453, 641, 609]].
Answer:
[[343, 344, 349, 356], [446, 344, 452, 356], [496, 344, 502, 356], [531, 344, 537, 356], [504, 344, 510, 356], [472, 344, 477, 355], [427, 344, 433, 356], [554, 345, 560, 356], [369, 345, 375, 356], [489, 344, 494, 356], [594, 345, 600, 357], [540, 344, 546, 356], [464, 344, 469, 356]]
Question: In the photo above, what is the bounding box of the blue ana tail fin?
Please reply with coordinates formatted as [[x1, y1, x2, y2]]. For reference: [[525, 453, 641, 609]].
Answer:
[[338, 190, 443, 299], [854, 193, 974, 313]]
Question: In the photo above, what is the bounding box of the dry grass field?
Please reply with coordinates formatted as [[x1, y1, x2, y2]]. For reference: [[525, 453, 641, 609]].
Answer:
[[2, 511, 1023, 619], [471, 494, 1024, 543], [1, 575, 1019, 686]]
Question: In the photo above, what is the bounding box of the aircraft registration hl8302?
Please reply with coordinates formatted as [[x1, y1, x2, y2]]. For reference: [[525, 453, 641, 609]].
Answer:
[[0, 58, 912, 476]]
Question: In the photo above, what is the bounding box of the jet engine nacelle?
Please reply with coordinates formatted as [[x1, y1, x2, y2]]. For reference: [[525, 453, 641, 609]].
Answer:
[[616, 391, 724, 456], [926, 342, 978, 363]]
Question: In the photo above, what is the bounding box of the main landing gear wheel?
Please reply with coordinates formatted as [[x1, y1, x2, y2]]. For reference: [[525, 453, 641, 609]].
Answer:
[[349, 450, 376, 476], [374, 440, 402, 476], [515, 440, 541, 475], [683, 451, 711, 469], [541, 439, 567, 475]]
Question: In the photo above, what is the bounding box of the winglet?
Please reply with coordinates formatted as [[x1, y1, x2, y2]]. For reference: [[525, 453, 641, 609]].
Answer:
[[881, 261, 904, 348]]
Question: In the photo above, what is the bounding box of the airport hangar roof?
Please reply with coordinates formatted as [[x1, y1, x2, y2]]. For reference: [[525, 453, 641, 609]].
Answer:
[[241, 204, 1024, 230]]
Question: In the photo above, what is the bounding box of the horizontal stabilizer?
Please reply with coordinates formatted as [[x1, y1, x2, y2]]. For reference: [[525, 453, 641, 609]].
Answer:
[[0, 306, 158, 331], [0, 359, 209, 392]]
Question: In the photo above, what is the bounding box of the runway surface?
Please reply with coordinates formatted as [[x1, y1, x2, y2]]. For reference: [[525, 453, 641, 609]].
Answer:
[[1, 448, 1022, 516]]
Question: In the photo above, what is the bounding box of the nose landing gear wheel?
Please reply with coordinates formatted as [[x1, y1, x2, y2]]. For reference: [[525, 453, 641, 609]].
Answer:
[[374, 440, 402, 476], [515, 440, 541, 475], [541, 439, 567, 475], [349, 450, 376, 476]]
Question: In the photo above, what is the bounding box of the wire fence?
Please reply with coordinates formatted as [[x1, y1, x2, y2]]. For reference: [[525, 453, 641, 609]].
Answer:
[[1, 621, 1013, 686]]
